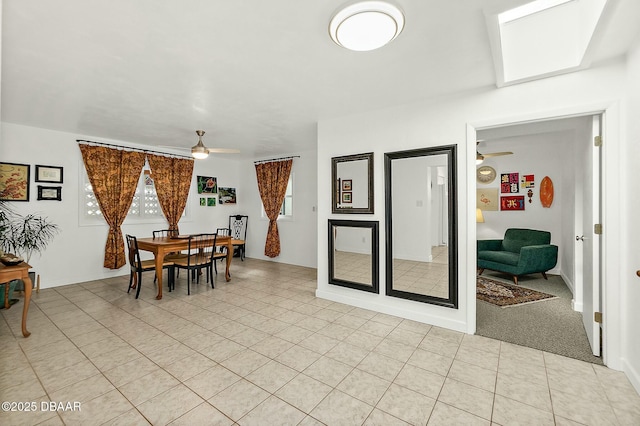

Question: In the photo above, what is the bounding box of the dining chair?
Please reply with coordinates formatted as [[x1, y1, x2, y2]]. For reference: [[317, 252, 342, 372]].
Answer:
[[228, 215, 248, 261], [152, 229, 188, 282], [172, 233, 217, 295], [213, 229, 229, 274], [126, 234, 175, 299]]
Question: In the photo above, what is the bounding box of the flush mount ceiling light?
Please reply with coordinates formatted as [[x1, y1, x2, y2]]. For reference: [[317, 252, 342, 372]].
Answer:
[[329, 1, 404, 51]]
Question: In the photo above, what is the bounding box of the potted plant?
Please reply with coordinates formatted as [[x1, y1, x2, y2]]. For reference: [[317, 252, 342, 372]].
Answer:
[[0, 202, 59, 292]]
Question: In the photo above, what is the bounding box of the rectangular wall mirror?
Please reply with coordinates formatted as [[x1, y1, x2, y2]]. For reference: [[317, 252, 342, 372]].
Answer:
[[332, 152, 374, 214], [328, 219, 379, 293], [384, 145, 458, 308]]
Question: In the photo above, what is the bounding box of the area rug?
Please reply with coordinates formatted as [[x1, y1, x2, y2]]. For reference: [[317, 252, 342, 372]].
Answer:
[[477, 276, 558, 308]]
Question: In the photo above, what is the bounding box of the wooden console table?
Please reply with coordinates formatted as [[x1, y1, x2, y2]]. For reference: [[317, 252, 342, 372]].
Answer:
[[0, 262, 33, 337]]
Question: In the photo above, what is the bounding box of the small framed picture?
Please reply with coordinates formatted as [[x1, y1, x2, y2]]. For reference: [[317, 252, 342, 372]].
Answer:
[[200, 197, 206, 206], [35, 165, 64, 184], [207, 197, 216, 207], [37, 185, 62, 201], [342, 192, 352, 203], [342, 179, 352, 191]]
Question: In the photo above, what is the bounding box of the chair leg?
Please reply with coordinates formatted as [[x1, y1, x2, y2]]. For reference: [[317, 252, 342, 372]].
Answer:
[[541, 272, 548, 280], [512, 275, 519, 285], [477, 268, 484, 276], [128, 271, 135, 293], [135, 271, 143, 299]]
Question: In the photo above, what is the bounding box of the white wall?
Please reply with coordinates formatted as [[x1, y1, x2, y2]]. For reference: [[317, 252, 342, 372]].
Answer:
[[0, 122, 244, 287], [621, 37, 640, 392], [240, 149, 317, 268], [317, 59, 626, 336]]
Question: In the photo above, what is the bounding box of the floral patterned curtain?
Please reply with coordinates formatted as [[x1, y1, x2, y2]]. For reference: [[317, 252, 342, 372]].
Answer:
[[255, 159, 292, 257], [147, 154, 194, 232], [79, 145, 145, 269]]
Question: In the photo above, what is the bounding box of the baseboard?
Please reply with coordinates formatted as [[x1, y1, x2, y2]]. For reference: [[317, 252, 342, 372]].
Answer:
[[560, 270, 574, 295], [623, 358, 640, 395]]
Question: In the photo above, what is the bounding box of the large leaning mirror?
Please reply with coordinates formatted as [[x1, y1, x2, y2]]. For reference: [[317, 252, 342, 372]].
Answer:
[[332, 152, 374, 214], [385, 145, 458, 308], [329, 219, 379, 293]]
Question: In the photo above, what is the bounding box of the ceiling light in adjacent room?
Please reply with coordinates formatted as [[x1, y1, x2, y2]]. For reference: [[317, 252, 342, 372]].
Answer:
[[329, 1, 404, 51]]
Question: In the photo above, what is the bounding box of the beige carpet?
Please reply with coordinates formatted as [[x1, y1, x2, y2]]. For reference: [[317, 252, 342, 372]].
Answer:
[[476, 271, 603, 365]]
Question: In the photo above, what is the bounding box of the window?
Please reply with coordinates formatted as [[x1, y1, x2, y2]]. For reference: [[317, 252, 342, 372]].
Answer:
[[280, 175, 293, 217], [82, 166, 172, 222]]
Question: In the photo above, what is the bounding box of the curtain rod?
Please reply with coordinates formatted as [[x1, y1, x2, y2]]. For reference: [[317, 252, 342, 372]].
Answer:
[[254, 155, 300, 165], [77, 139, 194, 160]]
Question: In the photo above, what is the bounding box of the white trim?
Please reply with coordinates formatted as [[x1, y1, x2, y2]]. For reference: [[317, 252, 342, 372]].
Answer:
[[467, 101, 622, 369]]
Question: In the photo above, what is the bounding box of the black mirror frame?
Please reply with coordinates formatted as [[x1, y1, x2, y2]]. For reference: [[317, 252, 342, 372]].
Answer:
[[331, 152, 374, 214], [328, 219, 379, 294], [384, 145, 458, 309]]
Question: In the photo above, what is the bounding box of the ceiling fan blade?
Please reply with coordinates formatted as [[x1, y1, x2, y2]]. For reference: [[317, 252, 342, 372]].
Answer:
[[157, 145, 190, 151], [206, 148, 241, 154], [482, 151, 513, 158]]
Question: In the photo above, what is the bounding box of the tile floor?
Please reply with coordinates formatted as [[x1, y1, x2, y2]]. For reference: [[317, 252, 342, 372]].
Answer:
[[1, 259, 639, 425]]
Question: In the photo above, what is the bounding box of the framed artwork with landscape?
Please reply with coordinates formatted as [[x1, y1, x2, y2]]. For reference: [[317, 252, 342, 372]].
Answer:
[[0, 162, 30, 201]]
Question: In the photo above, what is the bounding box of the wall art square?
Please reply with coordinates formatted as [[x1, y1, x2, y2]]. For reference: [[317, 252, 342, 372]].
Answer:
[[0, 162, 30, 201], [476, 188, 499, 211], [219, 187, 237, 204], [501, 172, 519, 193], [501, 195, 525, 211], [200, 197, 206, 206], [521, 174, 535, 188], [342, 192, 352, 203], [35, 165, 63, 184], [342, 179, 352, 191], [207, 197, 216, 207], [197, 176, 217, 194]]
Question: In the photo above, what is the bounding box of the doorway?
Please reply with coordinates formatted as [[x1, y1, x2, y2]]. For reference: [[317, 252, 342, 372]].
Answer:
[[473, 114, 603, 364]]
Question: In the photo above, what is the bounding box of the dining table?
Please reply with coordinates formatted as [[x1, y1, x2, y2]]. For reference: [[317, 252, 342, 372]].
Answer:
[[0, 261, 33, 337], [136, 234, 234, 300]]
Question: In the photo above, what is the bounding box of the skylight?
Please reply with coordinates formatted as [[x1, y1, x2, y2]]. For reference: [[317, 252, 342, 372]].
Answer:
[[487, 0, 608, 85]]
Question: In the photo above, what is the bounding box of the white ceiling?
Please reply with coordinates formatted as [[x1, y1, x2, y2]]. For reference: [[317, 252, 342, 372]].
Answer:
[[2, 0, 639, 158]]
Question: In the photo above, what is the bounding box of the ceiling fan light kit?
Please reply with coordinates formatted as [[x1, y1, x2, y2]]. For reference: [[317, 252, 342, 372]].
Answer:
[[191, 130, 210, 159], [329, 1, 404, 52]]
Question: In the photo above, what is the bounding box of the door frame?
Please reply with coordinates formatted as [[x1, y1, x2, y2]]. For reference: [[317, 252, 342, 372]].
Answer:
[[466, 102, 622, 369]]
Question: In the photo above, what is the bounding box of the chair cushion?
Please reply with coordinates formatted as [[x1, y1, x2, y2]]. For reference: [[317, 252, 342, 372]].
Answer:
[[174, 254, 211, 267], [478, 250, 520, 266], [502, 228, 551, 253]]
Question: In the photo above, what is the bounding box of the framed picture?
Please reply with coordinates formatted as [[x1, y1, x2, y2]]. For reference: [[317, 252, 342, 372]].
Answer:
[[219, 187, 237, 204], [501, 172, 519, 193], [342, 179, 352, 191], [476, 188, 499, 211], [197, 176, 217, 194], [342, 192, 352, 203], [37, 185, 62, 201], [35, 165, 64, 183], [200, 197, 206, 206], [207, 197, 216, 207], [501, 195, 525, 211], [0, 162, 30, 201]]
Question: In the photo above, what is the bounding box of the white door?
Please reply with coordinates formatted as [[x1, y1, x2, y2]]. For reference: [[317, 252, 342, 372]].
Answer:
[[579, 115, 602, 356]]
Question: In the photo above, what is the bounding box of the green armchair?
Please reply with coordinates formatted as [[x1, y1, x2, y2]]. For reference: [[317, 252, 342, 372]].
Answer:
[[477, 228, 558, 285]]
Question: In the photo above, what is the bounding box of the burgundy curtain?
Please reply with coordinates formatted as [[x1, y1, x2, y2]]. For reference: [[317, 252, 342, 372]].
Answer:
[[147, 154, 194, 232], [255, 159, 292, 257], [79, 145, 145, 269]]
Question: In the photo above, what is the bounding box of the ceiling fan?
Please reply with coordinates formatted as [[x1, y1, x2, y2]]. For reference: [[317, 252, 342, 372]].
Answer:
[[476, 141, 512, 164], [162, 130, 240, 159]]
